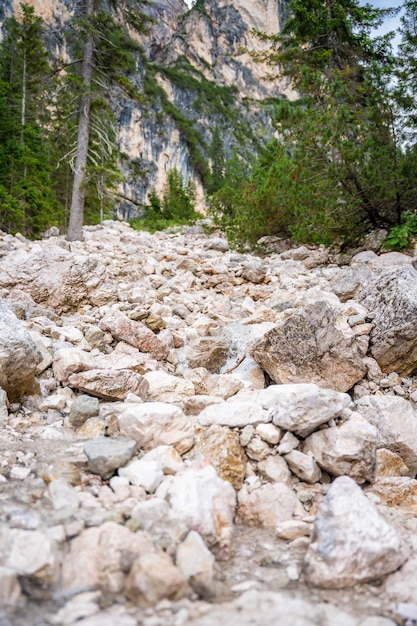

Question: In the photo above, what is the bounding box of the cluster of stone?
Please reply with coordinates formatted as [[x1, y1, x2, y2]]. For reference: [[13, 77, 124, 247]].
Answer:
[[1, 221, 417, 625]]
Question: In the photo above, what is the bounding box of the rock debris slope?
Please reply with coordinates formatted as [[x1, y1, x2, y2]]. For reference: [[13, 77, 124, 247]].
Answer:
[[1, 222, 417, 625]]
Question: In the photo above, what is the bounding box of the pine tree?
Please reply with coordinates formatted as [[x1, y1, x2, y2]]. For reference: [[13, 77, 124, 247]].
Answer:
[[0, 4, 59, 236], [220, 0, 408, 247], [209, 125, 225, 193], [63, 0, 150, 241]]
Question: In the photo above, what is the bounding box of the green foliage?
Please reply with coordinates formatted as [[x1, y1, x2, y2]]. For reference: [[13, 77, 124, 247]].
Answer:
[[131, 169, 199, 232], [213, 0, 416, 250], [383, 212, 417, 251], [0, 4, 60, 237], [210, 140, 348, 249], [208, 126, 225, 193]]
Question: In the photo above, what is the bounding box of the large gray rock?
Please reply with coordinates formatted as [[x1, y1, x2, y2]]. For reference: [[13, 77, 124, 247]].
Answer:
[[250, 301, 366, 392], [69, 394, 100, 427], [83, 436, 137, 479], [304, 476, 409, 588], [355, 395, 417, 476], [360, 266, 417, 374], [0, 301, 42, 400]]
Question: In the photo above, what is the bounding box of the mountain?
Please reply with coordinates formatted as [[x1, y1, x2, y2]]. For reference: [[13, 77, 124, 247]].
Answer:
[[1, 0, 294, 217]]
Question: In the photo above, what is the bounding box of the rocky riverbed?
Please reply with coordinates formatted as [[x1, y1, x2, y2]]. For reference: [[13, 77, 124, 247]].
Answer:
[[1, 221, 417, 625]]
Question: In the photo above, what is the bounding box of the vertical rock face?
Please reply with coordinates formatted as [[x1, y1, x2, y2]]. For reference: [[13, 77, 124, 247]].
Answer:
[[2, 0, 293, 215]]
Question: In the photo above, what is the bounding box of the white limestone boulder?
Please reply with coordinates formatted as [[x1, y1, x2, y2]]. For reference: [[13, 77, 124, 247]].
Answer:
[[117, 402, 194, 454], [198, 401, 270, 428], [303, 413, 377, 483], [360, 266, 417, 374], [144, 370, 195, 403], [355, 395, 417, 476], [68, 368, 149, 401], [304, 476, 409, 588], [258, 383, 351, 437], [236, 482, 304, 527], [156, 463, 236, 558]]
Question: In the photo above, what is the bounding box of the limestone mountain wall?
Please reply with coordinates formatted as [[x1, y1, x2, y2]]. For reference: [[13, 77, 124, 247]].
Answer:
[[1, 0, 294, 216]]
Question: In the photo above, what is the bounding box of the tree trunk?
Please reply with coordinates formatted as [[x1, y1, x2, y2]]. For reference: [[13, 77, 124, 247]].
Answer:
[[67, 0, 94, 241]]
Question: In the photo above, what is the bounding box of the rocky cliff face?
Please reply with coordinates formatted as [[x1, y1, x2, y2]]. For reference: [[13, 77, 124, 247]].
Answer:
[[2, 0, 294, 217]]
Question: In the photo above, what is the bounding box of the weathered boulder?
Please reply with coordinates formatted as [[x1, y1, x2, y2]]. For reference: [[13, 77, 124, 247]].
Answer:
[[187, 337, 230, 372], [360, 266, 417, 374], [117, 402, 194, 454], [68, 369, 149, 401], [303, 413, 377, 483], [236, 482, 303, 527], [156, 463, 236, 558], [1, 526, 58, 598], [0, 246, 116, 313], [258, 383, 351, 437], [250, 301, 366, 392], [198, 401, 270, 428], [355, 395, 417, 476], [190, 425, 247, 490], [175, 530, 215, 595], [61, 521, 185, 602], [304, 476, 409, 588], [284, 450, 322, 484], [99, 312, 169, 360], [125, 550, 187, 605], [83, 436, 137, 479], [69, 394, 100, 427], [144, 370, 195, 403], [52, 347, 96, 384], [0, 301, 42, 400]]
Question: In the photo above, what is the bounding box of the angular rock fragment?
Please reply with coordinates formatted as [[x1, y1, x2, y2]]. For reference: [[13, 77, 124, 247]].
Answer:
[[144, 370, 195, 403], [304, 476, 409, 587], [125, 551, 187, 605], [68, 368, 149, 401], [187, 337, 229, 372], [355, 395, 417, 476], [69, 394, 100, 427], [0, 301, 42, 400], [250, 301, 366, 392], [83, 436, 137, 479], [237, 483, 303, 527], [118, 402, 194, 454], [198, 401, 269, 428], [176, 530, 215, 596], [284, 450, 322, 484], [360, 266, 417, 374], [156, 463, 236, 558], [303, 413, 377, 483], [99, 312, 169, 360], [258, 383, 351, 437], [190, 425, 247, 490]]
